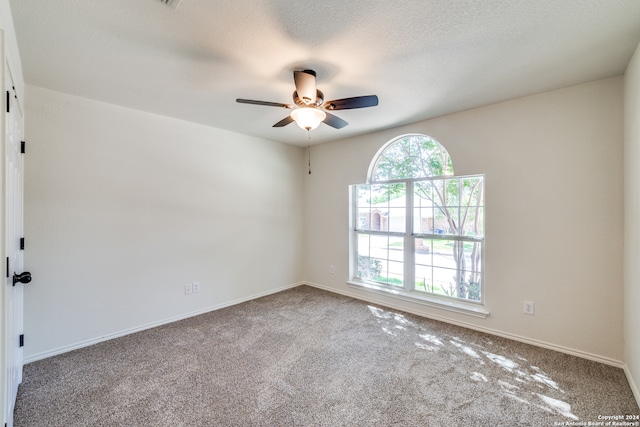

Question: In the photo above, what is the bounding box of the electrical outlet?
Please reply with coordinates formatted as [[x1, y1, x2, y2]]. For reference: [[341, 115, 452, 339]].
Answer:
[[524, 301, 535, 315], [330, 265, 335, 274], [185, 283, 192, 295], [192, 281, 200, 293]]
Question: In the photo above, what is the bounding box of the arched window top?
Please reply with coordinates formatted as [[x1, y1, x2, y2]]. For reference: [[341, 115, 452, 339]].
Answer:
[[368, 134, 454, 183]]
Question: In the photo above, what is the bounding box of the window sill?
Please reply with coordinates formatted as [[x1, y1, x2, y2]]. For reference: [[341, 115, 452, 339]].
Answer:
[[346, 280, 490, 319]]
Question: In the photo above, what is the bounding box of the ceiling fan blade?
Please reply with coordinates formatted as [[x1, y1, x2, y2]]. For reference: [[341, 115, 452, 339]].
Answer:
[[323, 95, 379, 110], [236, 99, 292, 109], [273, 115, 294, 127], [323, 112, 348, 129], [293, 70, 317, 105]]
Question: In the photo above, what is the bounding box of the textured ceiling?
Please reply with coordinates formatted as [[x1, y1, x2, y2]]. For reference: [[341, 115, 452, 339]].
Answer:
[[9, 0, 640, 146]]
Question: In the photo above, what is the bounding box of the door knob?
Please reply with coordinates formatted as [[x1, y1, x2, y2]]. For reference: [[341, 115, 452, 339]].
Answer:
[[13, 272, 31, 286]]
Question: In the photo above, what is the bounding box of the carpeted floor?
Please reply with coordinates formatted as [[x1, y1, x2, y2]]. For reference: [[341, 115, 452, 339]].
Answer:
[[14, 285, 639, 426]]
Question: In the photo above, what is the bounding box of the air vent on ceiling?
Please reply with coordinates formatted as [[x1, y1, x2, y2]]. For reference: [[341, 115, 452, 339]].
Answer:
[[157, 0, 182, 9]]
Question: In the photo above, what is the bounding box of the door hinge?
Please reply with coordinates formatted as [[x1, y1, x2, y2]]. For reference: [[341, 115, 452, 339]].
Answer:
[[21, 141, 26, 154], [20, 238, 25, 250], [5, 91, 9, 113], [19, 334, 24, 347], [5, 257, 8, 278]]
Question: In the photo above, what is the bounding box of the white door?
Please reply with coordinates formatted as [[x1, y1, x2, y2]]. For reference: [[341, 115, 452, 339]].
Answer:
[[4, 62, 26, 427]]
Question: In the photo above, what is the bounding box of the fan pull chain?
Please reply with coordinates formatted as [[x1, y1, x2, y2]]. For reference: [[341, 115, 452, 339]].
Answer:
[[307, 130, 311, 175]]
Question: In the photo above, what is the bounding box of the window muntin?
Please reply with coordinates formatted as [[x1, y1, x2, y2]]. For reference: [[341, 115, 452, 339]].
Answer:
[[352, 134, 484, 305]]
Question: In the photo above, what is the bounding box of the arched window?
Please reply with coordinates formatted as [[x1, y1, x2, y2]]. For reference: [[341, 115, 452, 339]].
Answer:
[[350, 134, 485, 308], [369, 134, 454, 182]]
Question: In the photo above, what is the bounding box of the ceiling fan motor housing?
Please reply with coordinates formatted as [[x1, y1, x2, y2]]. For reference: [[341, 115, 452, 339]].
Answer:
[[293, 90, 324, 107]]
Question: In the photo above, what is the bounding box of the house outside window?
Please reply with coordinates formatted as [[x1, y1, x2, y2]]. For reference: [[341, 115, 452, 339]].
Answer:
[[350, 134, 485, 314]]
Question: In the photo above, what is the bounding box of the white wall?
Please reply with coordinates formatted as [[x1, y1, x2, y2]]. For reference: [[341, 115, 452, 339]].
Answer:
[[304, 77, 625, 364], [23, 86, 305, 361], [624, 41, 640, 402]]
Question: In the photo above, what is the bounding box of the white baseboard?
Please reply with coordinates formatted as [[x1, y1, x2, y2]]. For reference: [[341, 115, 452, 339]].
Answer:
[[24, 282, 303, 364], [624, 364, 640, 407], [303, 281, 625, 369]]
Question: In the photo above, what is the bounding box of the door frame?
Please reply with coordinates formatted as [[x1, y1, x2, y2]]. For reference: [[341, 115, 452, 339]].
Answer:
[[1, 28, 8, 427], [1, 29, 25, 427]]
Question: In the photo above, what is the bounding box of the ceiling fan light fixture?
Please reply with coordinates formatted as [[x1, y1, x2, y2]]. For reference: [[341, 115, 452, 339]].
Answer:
[[291, 107, 326, 130]]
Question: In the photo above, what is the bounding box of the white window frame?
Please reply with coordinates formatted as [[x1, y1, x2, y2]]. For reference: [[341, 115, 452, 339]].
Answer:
[[348, 135, 488, 319]]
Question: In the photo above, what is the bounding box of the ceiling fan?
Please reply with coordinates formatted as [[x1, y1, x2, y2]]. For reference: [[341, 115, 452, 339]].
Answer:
[[236, 69, 379, 131]]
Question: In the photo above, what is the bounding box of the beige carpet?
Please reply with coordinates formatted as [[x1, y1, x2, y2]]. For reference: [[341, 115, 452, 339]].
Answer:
[[14, 285, 639, 426]]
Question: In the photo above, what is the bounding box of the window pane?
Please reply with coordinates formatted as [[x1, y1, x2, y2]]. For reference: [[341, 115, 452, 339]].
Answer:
[[414, 182, 433, 234], [432, 268, 457, 298], [355, 185, 371, 231], [439, 179, 461, 235], [356, 233, 372, 279], [353, 183, 406, 232], [434, 207, 449, 235], [414, 265, 430, 292], [461, 177, 484, 206], [414, 250, 432, 292], [415, 177, 484, 238], [461, 207, 484, 237], [416, 180, 458, 235], [414, 206, 435, 234], [357, 185, 371, 207], [387, 262, 404, 287], [430, 239, 456, 269], [447, 207, 460, 235], [459, 270, 482, 301], [370, 234, 390, 275], [444, 179, 460, 207], [414, 181, 434, 201], [414, 238, 482, 302], [356, 207, 369, 230], [355, 234, 404, 287], [460, 177, 484, 237], [462, 241, 482, 276], [388, 208, 405, 232], [388, 236, 404, 262], [357, 233, 370, 257]]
